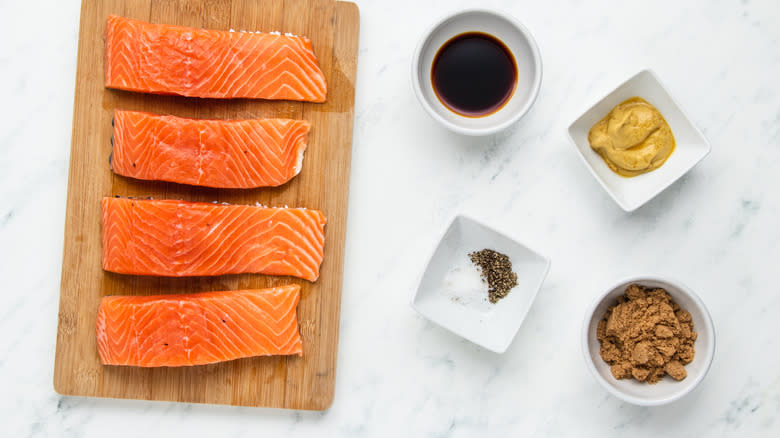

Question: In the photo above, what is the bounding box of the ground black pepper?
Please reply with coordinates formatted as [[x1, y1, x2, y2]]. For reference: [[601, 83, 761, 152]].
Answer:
[[468, 249, 518, 303]]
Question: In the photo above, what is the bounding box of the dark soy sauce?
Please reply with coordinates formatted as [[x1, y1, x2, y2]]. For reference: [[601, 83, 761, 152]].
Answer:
[[431, 32, 517, 117]]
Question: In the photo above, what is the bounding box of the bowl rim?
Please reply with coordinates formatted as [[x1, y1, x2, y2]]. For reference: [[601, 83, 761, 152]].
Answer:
[[566, 68, 712, 212], [410, 213, 551, 353], [410, 8, 543, 136], [580, 275, 716, 406]]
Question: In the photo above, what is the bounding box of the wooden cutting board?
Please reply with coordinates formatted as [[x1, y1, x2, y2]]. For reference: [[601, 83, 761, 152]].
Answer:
[[53, 0, 359, 410]]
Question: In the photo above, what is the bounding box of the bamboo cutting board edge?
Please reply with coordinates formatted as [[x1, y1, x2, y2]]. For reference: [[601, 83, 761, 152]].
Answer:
[[53, 0, 360, 410]]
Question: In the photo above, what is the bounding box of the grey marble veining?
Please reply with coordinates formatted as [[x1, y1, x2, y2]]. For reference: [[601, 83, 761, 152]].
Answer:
[[1, 0, 779, 436]]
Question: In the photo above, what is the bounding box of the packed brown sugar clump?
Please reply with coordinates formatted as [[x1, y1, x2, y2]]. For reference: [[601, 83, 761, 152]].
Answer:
[[596, 284, 697, 384]]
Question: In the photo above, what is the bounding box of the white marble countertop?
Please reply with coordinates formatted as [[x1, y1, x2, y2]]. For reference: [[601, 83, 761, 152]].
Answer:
[[2, 0, 779, 436]]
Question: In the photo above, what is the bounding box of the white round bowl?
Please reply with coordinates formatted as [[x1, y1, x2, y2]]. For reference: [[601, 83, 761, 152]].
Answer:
[[581, 276, 715, 406], [411, 9, 542, 136]]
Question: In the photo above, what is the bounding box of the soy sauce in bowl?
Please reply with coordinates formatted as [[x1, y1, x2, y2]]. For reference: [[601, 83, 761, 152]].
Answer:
[[431, 32, 517, 117]]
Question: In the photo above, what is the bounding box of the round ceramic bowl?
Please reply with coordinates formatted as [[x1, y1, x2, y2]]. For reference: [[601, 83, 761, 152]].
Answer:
[[411, 9, 542, 136], [581, 276, 715, 406]]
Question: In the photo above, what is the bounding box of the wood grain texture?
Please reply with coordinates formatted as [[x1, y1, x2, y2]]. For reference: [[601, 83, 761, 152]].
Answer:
[[53, 0, 359, 410]]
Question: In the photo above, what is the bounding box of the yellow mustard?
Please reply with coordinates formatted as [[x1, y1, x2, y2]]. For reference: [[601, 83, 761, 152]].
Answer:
[[588, 97, 675, 177]]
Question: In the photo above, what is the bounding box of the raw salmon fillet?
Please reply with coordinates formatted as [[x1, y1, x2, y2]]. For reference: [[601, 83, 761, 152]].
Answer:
[[102, 197, 326, 281], [104, 15, 327, 101], [111, 110, 310, 188], [96, 286, 303, 367]]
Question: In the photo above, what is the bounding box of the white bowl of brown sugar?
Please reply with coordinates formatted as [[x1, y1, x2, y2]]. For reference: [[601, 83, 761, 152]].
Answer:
[[581, 276, 715, 406]]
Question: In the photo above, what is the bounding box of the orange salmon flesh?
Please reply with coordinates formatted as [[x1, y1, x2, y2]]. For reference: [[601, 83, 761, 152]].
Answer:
[[104, 15, 327, 101], [111, 110, 310, 189], [101, 198, 326, 281], [96, 286, 303, 367]]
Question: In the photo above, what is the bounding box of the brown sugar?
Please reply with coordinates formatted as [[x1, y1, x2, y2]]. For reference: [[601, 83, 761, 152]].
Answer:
[[596, 284, 697, 384]]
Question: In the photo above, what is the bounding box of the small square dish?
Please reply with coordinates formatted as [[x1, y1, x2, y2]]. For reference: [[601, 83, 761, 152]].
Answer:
[[567, 69, 711, 212], [411, 215, 550, 353]]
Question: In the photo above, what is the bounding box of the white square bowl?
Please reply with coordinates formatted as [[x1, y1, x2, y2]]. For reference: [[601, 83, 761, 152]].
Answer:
[[411, 215, 550, 353], [567, 69, 711, 212]]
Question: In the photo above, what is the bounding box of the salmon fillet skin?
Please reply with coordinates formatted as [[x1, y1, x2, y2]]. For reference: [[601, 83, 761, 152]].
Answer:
[[111, 110, 310, 189], [104, 15, 328, 101], [96, 286, 303, 367], [101, 197, 326, 281]]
